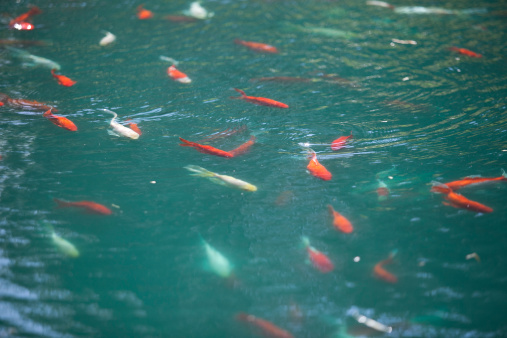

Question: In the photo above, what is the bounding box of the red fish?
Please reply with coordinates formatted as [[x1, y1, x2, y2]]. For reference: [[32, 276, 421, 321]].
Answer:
[[179, 137, 233, 158], [53, 198, 112, 215], [432, 170, 507, 191], [51, 69, 76, 87], [4, 96, 56, 112], [43, 109, 77, 131], [231, 88, 288, 108], [377, 179, 389, 202], [167, 65, 191, 84], [9, 6, 42, 30], [137, 5, 153, 19], [236, 313, 294, 338], [327, 205, 353, 233], [373, 251, 398, 284], [302, 236, 334, 273], [431, 184, 493, 213], [234, 39, 279, 53], [306, 148, 332, 181], [127, 120, 142, 135], [229, 136, 256, 157], [331, 132, 353, 151], [448, 47, 482, 58]]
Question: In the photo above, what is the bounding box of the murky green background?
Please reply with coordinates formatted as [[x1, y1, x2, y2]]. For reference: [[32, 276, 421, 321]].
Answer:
[[1, 0, 506, 337]]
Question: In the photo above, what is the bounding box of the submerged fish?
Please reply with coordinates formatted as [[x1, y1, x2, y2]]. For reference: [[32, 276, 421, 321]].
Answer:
[[6, 46, 61, 71], [51, 69, 76, 87], [331, 132, 353, 151], [432, 170, 507, 191], [137, 5, 153, 19], [448, 46, 482, 58], [373, 250, 398, 283], [184, 165, 257, 192], [200, 236, 233, 278], [285, 23, 357, 39], [236, 313, 294, 338], [234, 39, 279, 53], [231, 88, 288, 108], [302, 236, 334, 273], [99, 31, 116, 46], [41, 221, 79, 258], [54, 198, 112, 215], [431, 183, 493, 213], [328, 205, 353, 233], [394, 6, 486, 15], [179, 137, 233, 158], [306, 148, 332, 181], [1, 93, 55, 111], [183, 1, 214, 19], [9, 6, 42, 30], [102, 109, 140, 139], [43, 109, 77, 131]]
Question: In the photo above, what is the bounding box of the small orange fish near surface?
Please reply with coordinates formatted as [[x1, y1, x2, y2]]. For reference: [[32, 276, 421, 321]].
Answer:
[[51, 69, 76, 87], [431, 183, 493, 213], [302, 236, 334, 273], [229, 135, 256, 157], [373, 250, 398, 284], [234, 39, 279, 53], [9, 6, 42, 30], [231, 88, 288, 108], [327, 205, 353, 233], [236, 313, 294, 338], [448, 46, 482, 58], [431, 170, 507, 191], [306, 148, 332, 181], [137, 5, 153, 19], [43, 109, 77, 131], [179, 137, 233, 158], [331, 132, 353, 151], [54, 198, 112, 215], [167, 65, 191, 84]]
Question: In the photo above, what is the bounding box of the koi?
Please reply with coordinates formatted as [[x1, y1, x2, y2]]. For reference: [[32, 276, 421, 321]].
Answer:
[[167, 65, 191, 83], [349, 310, 393, 334], [43, 109, 77, 131], [137, 5, 153, 19], [448, 47, 482, 58], [327, 205, 353, 233], [331, 132, 353, 151], [126, 120, 142, 136], [373, 250, 398, 283], [179, 138, 233, 158], [51, 69, 76, 87], [236, 313, 294, 338], [9, 6, 42, 30], [234, 39, 279, 53], [40, 221, 79, 258], [6, 46, 61, 70], [302, 236, 334, 273], [366, 1, 395, 10], [183, 1, 214, 19], [432, 170, 507, 191], [102, 109, 140, 139], [306, 148, 332, 181], [377, 179, 390, 202], [3, 94, 56, 112], [231, 88, 288, 108], [431, 183, 493, 213], [53, 198, 112, 215], [200, 235, 233, 278], [99, 31, 116, 46], [184, 165, 257, 192], [229, 135, 256, 157]]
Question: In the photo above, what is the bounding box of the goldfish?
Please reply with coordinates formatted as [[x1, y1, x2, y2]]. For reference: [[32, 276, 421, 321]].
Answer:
[[331, 132, 353, 151], [231, 88, 288, 108], [43, 109, 77, 131], [376, 179, 390, 202], [6, 46, 61, 70], [9, 6, 42, 30], [126, 120, 142, 135], [306, 148, 332, 181], [236, 313, 294, 338], [200, 236, 233, 278], [102, 109, 140, 139], [183, 1, 214, 19], [448, 47, 482, 58], [366, 1, 395, 9], [327, 205, 353, 233], [54, 198, 112, 215], [302, 236, 334, 273], [184, 165, 257, 192], [229, 136, 256, 157], [179, 137, 233, 158], [431, 183, 493, 213], [234, 39, 279, 53], [1, 93, 55, 112], [432, 170, 507, 191], [373, 250, 398, 283], [51, 69, 76, 87], [137, 5, 153, 19], [167, 65, 191, 83], [99, 31, 116, 46]]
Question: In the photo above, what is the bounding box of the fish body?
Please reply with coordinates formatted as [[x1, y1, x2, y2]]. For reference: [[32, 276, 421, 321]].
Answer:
[[54, 198, 112, 215], [2, 94, 55, 111], [306, 148, 332, 181], [184, 165, 257, 192], [179, 137, 233, 158], [183, 2, 214, 19], [43, 109, 77, 131], [366, 1, 395, 9], [9, 6, 42, 30], [137, 5, 153, 19], [373, 251, 398, 283], [434, 170, 507, 191], [167, 65, 191, 83], [377, 179, 389, 201], [231, 88, 288, 108], [394, 6, 456, 14], [201, 237, 233, 278], [331, 132, 352, 151], [99, 31, 116, 46], [6, 47, 61, 70], [448, 47, 482, 58], [302, 237, 334, 273], [229, 136, 256, 157], [52, 232, 79, 258], [127, 121, 142, 135], [234, 39, 279, 53], [103, 109, 140, 139], [236, 313, 294, 338], [51, 69, 76, 87], [432, 183, 493, 213], [327, 205, 353, 233]]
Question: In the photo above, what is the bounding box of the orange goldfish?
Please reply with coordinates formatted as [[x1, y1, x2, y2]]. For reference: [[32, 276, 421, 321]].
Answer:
[[327, 205, 353, 233], [229, 136, 256, 157], [331, 132, 353, 151], [234, 39, 279, 53], [306, 148, 332, 181], [167, 65, 191, 84], [54, 198, 112, 215], [137, 5, 153, 19], [231, 88, 288, 108], [236, 313, 294, 338], [51, 69, 76, 87], [373, 250, 398, 283], [431, 170, 507, 191], [448, 47, 482, 58], [179, 137, 233, 158], [9, 6, 42, 30], [302, 236, 334, 273], [4, 95, 55, 112], [43, 109, 77, 131], [126, 120, 142, 135], [431, 183, 493, 213]]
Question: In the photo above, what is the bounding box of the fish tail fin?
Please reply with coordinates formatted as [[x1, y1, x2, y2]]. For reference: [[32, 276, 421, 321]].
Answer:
[[327, 204, 335, 215], [28, 6, 43, 16], [184, 165, 215, 177], [42, 109, 52, 117], [389, 249, 398, 259], [102, 109, 118, 119], [233, 88, 247, 97], [501, 169, 507, 179], [430, 181, 451, 194], [51, 68, 57, 76], [349, 131, 353, 138], [53, 198, 69, 208], [159, 55, 179, 65], [301, 236, 310, 248], [179, 137, 196, 147]]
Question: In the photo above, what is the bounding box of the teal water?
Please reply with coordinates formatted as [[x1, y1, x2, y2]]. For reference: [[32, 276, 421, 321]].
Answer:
[[1, 0, 507, 337]]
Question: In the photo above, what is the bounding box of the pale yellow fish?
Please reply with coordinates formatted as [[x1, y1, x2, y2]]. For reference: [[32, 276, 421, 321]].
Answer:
[[99, 31, 116, 46], [184, 165, 257, 192], [51, 232, 79, 258]]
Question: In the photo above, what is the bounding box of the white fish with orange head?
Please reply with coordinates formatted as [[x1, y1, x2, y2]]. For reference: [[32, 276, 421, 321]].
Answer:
[[102, 109, 140, 139]]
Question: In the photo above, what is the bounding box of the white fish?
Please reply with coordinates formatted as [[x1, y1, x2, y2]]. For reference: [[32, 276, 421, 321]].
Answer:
[[6, 46, 61, 70], [200, 236, 233, 278], [159, 55, 179, 66], [51, 232, 79, 258], [183, 1, 214, 19], [184, 165, 257, 192], [99, 31, 116, 46], [350, 310, 392, 334], [366, 1, 394, 9], [102, 109, 140, 139]]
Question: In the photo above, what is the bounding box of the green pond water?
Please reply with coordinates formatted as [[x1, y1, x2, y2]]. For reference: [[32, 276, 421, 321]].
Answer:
[[1, 0, 506, 337]]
